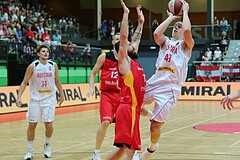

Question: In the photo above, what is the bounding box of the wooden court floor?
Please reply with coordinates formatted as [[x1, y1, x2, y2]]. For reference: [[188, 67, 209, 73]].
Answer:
[[1, 101, 240, 160]]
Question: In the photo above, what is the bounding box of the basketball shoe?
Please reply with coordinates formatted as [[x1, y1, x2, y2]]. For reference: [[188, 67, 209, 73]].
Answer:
[[24, 149, 33, 160], [132, 150, 140, 160], [44, 143, 51, 158], [92, 151, 101, 160], [140, 144, 159, 160]]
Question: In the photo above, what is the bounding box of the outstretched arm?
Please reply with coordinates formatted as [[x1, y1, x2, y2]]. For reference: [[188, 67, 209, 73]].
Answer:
[[118, 0, 130, 76], [153, 11, 177, 48], [131, 6, 144, 53], [181, 0, 194, 57]]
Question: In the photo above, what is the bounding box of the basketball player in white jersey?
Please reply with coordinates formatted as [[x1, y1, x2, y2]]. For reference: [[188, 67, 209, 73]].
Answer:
[[140, 0, 194, 159], [16, 45, 64, 160]]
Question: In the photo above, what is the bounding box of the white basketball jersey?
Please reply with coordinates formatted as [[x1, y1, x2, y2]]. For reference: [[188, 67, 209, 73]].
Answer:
[[147, 38, 190, 87], [29, 60, 56, 101]]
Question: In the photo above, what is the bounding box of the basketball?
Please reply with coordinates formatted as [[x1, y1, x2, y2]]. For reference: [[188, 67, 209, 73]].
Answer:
[[168, 0, 183, 16]]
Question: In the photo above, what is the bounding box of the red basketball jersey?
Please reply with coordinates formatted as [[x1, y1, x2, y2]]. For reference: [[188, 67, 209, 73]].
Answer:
[[100, 52, 121, 92], [114, 59, 146, 150]]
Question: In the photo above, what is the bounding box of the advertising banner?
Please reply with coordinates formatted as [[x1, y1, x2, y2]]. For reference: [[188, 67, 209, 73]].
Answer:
[[0, 83, 100, 114], [0, 82, 239, 114]]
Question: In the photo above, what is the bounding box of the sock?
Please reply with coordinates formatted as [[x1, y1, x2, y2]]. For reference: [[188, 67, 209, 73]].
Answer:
[[94, 150, 100, 154], [27, 141, 34, 151], [45, 137, 51, 145], [149, 143, 158, 151], [146, 109, 153, 119]]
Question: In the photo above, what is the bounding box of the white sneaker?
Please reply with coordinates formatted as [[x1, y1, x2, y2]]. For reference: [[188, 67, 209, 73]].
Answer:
[[140, 144, 159, 160], [92, 151, 101, 160], [132, 150, 140, 160], [44, 143, 51, 158], [24, 150, 33, 160]]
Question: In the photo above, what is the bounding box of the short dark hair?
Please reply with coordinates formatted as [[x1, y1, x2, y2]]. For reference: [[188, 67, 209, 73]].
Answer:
[[114, 41, 120, 53], [36, 45, 51, 53]]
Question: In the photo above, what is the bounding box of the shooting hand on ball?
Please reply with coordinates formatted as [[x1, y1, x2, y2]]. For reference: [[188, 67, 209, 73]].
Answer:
[[181, 0, 189, 13], [167, 10, 181, 19]]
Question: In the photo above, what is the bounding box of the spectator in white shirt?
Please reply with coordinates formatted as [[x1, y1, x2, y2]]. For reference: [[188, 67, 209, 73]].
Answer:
[[213, 46, 222, 61]]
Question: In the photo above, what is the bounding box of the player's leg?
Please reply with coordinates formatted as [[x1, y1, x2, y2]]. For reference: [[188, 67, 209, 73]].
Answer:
[[95, 120, 110, 148], [106, 147, 125, 160], [93, 92, 118, 160], [42, 98, 55, 158], [43, 121, 53, 158], [24, 101, 40, 160], [121, 147, 136, 160]]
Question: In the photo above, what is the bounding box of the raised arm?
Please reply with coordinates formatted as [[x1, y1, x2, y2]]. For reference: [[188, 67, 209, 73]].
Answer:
[[131, 6, 144, 53], [181, 0, 194, 57], [153, 11, 176, 48], [118, 0, 130, 76]]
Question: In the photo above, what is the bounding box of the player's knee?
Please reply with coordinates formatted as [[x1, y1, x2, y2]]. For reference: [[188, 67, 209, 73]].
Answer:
[[45, 122, 53, 129], [150, 120, 163, 132], [28, 122, 37, 130], [102, 121, 110, 128]]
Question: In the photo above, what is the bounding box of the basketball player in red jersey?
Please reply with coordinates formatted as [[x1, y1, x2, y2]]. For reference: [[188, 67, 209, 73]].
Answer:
[[87, 1, 144, 159], [106, 0, 146, 159], [87, 32, 121, 160]]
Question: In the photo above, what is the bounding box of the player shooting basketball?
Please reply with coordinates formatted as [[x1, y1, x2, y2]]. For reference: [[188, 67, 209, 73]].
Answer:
[[140, 0, 194, 159]]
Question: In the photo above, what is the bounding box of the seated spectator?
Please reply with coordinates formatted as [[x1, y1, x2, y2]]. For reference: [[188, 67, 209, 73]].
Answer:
[[24, 25, 34, 42], [32, 33, 42, 47], [82, 43, 92, 64], [201, 52, 210, 66], [213, 46, 222, 61], [15, 24, 23, 42], [205, 47, 212, 61], [0, 23, 9, 38], [62, 40, 76, 62], [52, 30, 61, 45], [7, 23, 18, 41], [222, 46, 228, 56], [41, 30, 51, 46], [220, 31, 229, 49]]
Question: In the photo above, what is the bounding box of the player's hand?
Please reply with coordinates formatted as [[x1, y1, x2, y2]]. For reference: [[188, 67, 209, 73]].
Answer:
[[137, 6, 144, 24], [220, 96, 234, 110], [57, 96, 64, 107], [86, 88, 94, 97], [120, 0, 129, 14], [16, 98, 22, 107], [167, 10, 181, 19], [181, 0, 189, 13]]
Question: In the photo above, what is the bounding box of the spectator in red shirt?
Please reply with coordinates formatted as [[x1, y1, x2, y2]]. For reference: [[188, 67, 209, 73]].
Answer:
[[41, 30, 51, 46], [24, 25, 34, 41]]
